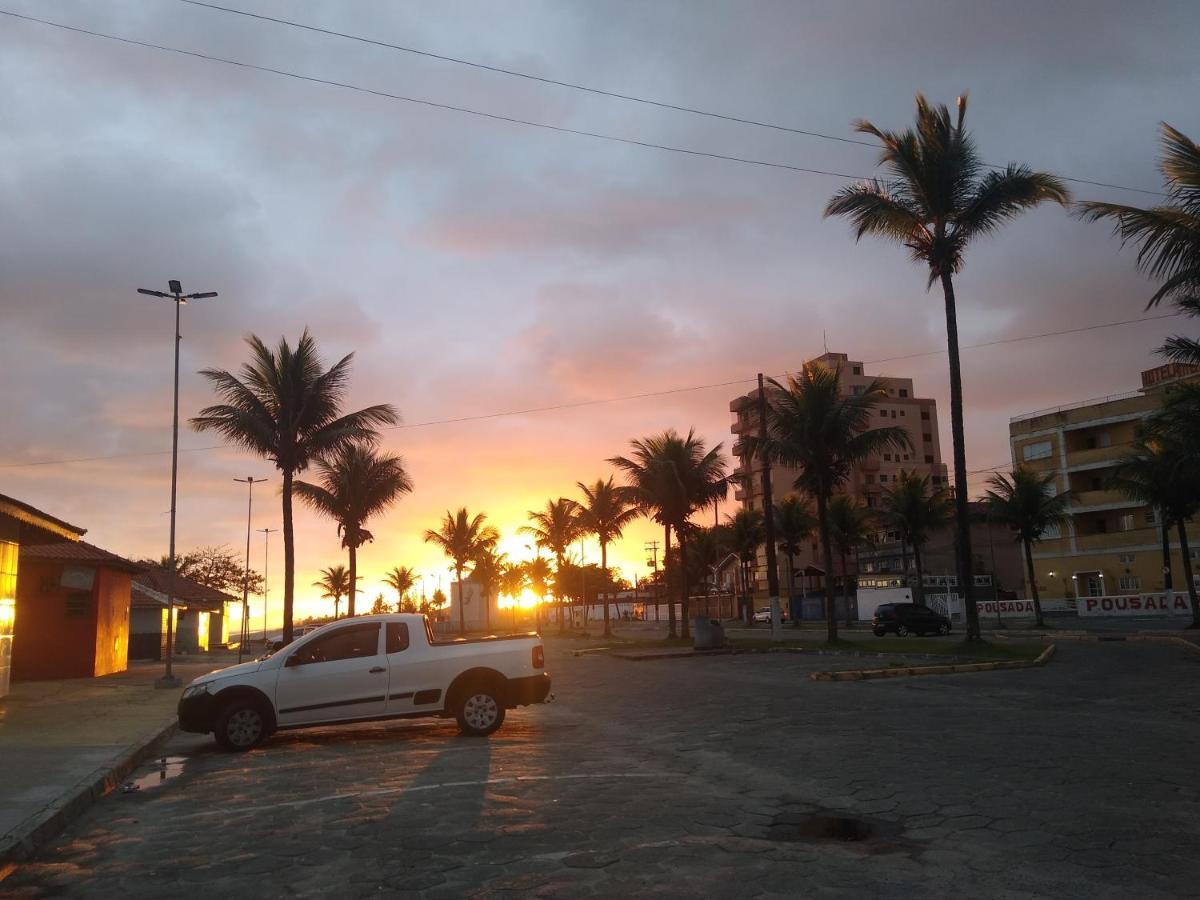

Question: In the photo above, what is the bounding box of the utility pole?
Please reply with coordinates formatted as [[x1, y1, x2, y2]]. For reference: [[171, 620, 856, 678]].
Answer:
[[258, 527, 278, 642], [757, 373, 782, 639], [138, 280, 218, 688], [234, 477, 267, 662]]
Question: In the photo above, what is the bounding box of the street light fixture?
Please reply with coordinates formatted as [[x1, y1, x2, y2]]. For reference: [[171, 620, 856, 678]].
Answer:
[[138, 280, 217, 688], [234, 477, 267, 662]]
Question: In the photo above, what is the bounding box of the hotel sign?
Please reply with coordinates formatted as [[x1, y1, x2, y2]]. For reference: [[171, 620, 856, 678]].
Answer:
[[1077, 593, 1193, 617]]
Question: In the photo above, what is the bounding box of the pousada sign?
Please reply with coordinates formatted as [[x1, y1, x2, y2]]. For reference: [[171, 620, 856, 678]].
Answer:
[[1077, 593, 1193, 617]]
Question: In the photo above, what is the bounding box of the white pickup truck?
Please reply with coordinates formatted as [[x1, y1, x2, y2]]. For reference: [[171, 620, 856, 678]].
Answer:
[[178, 614, 551, 751]]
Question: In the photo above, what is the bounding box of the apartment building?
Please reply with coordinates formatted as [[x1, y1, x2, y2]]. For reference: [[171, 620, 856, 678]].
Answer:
[[1007, 362, 1200, 606], [729, 352, 949, 598]]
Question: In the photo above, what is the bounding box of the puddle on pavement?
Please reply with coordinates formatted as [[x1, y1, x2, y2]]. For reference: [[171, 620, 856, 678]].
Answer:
[[768, 813, 890, 843], [123, 756, 187, 792]]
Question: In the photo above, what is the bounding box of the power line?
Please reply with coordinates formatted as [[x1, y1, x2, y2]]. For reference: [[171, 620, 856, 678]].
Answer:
[[0, 312, 1182, 470], [178, 0, 1167, 198], [0, 8, 864, 182]]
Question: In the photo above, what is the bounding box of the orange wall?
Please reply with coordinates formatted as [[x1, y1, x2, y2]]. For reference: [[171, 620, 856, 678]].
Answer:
[[13, 560, 130, 680]]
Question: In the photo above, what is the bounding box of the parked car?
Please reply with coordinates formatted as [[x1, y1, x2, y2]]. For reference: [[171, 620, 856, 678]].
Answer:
[[752, 606, 789, 623], [872, 603, 951, 637], [178, 614, 551, 751]]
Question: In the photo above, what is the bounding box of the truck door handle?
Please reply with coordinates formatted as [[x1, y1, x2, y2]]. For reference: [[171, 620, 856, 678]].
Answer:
[[369, 666, 386, 674]]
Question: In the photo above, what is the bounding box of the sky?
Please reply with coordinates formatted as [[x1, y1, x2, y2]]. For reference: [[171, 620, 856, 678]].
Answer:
[[2, 0, 1197, 626]]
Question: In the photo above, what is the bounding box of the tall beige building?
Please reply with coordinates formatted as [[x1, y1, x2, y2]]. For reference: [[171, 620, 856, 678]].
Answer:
[[729, 352, 949, 597], [1008, 362, 1200, 606]]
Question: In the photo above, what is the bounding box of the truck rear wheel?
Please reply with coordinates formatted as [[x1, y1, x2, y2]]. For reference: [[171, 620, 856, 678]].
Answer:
[[456, 687, 506, 736], [214, 698, 268, 752]]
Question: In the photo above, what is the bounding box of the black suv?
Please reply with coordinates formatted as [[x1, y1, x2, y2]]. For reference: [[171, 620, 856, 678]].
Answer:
[[872, 603, 952, 637]]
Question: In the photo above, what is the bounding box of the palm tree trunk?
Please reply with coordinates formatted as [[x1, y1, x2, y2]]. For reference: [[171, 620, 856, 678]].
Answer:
[[1161, 517, 1174, 596], [840, 548, 850, 627], [347, 544, 357, 618], [456, 563, 466, 636], [1176, 519, 1200, 629], [679, 528, 691, 640], [484, 586, 491, 632], [912, 542, 925, 606], [940, 272, 980, 640], [664, 523, 676, 638], [556, 553, 566, 635], [282, 468, 295, 645], [816, 491, 838, 643], [786, 549, 796, 622], [601, 541, 612, 638], [1023, 538, 1045, 629]]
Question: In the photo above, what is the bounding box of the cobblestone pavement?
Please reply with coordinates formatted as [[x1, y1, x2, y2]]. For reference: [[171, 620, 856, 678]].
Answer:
[[3, 642, 1198, 898]]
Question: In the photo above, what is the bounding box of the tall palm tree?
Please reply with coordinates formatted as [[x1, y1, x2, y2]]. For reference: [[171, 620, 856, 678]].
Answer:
[[610, 429, 728, 639], [500, 561, 528, 632], [726, 508, 765, 617], [313, 565, 351, 620], [826, 94, 1070, 640], [1078, 123, 1200, 367], [520, 498, 583, 634], [295, 444, 412, 617], [423, 509, 499, 636], [192, 330, 398, 644], [1111, 439, 1200, 628], [575, 477, 639, 637], [383, 566, 417, 612], [877, 470, 952, 606], [755, 364, 909, 641], [775, 495, 816, 610], [524, 556, 552, 632], [984, 467, 1073, 629], [469, 547, 506, 633], [827, 496, 872, 626]]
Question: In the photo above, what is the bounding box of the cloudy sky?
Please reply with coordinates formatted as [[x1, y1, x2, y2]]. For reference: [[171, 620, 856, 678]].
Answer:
[[1, 0, 1196, 623]]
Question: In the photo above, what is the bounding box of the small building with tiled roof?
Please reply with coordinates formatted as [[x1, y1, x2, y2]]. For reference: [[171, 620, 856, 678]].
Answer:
[[16, 539, 140, 681], [130, 567, 233, 659]]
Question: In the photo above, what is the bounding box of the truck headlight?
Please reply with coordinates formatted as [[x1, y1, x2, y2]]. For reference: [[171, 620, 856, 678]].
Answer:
[[182, 682, 211, 699]]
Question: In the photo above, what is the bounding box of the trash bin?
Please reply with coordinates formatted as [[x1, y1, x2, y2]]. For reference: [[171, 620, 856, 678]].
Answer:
[[692, 617, 726, 650]]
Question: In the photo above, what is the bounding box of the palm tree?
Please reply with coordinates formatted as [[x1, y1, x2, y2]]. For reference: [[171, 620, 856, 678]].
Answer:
[[313, 565, 351, 620], [383, 566, 417, 612], [983, 467, 1073, 629], [877, 470, 952, 606], [610, 429, 729, 640], [826, 94, 1070, 640], [520, 498, 583, 634], [524, 556, 552, 632], [775, 495, 816, 611], [295, 444, 412, 617], [575, 477, 639, 637], [1110, 439, 1200, 628], [500, 561, 528, 632], [827, 496, 872, 626], [755, 364, 909, 641], [192, 330, 398, 644], [1077, 123, 1200, 367], [423, 509, 499, 636], [726, 508, 764, 618], [469, 547, 506, 633]]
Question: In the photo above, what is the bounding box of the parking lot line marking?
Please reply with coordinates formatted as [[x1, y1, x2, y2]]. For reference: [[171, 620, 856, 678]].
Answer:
[[175, 772, 686, 820]]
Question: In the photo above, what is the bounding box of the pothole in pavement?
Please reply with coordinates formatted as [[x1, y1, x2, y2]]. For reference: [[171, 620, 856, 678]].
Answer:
[[767, 811, 905, 849], [122, 756, 187, 792]]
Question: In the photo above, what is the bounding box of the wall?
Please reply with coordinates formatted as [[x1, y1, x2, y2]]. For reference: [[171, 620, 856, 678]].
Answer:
[[130, 607, 166, 660], [91, 568, 130, 677], [12, 560, 98, 680]]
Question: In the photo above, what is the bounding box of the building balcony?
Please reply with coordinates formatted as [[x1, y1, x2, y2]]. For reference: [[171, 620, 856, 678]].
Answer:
[[1065, 446, 1125, 470], [1070, 489, 1137, 511]]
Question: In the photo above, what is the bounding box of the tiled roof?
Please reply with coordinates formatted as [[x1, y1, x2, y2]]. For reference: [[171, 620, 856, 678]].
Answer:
[[19, 540, 142, 573], [0, 493, 86, 542], [133, 566, 235, 610]]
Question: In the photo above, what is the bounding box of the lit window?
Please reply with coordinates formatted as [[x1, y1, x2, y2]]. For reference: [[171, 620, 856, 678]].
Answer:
[[1118, 575, 1140, 592], [1118, 514, 1135, 532]]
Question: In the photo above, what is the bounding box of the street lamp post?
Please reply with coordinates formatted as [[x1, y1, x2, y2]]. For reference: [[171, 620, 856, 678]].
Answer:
[[138, 280, 217, 688], [258, 527, 278, 642], [234, 477, 267, 662]]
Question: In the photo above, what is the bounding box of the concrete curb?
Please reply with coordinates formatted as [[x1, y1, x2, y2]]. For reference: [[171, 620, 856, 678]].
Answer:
[[0, 718, 179, 864], [809, 644, 1056, 682], [609, 648, 735, 661], [995, 631, 1200, 656]]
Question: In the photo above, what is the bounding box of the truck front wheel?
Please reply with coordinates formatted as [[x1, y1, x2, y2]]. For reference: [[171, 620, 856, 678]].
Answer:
[[214, 698, 268, 752], [456, 687, 506, 736]]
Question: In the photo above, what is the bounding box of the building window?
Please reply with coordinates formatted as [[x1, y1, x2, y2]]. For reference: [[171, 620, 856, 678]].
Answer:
[[879, 474, 888, 483], [865, 474, 875, 484], [925, 455, 934, 464], [866, 496, 876, 508], [1118, 514, 1135, 532], [902, 454, 909, 461], [1022, 440, 1053, 462], [852, 385, 865, 396], [920, 411, 930, 421], [883, 453, 891, 461], [923, 433, 933, 443], [879, 409, 887, 417], [1095, 519, 1107, 534], [1117, 552, 1135, 563], [1145, 509, 1157, 525], [852, 366, 861, 375], [1118, 575, 1140, 592], [899, 389, 908, 398], [900, 410, 906, 416]]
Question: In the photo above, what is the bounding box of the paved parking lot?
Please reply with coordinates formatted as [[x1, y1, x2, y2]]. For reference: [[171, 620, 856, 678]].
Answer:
[[3, 641, 1198, 898]]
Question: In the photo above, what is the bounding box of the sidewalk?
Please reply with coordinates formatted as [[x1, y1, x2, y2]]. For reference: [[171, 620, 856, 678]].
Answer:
[[0, 654, 235, 862]]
